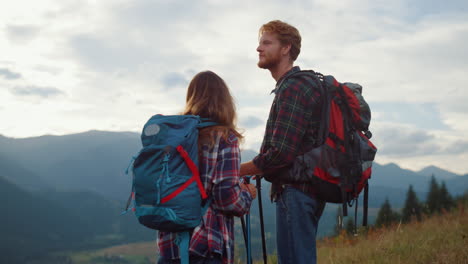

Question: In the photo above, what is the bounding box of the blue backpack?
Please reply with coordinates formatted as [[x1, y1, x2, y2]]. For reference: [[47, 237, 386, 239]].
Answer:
[[124, 114, 216, 264]]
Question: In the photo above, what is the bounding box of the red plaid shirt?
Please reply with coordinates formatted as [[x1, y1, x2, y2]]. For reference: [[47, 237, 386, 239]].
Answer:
[[252, 66, 323, 199], [158, 131, 253, 264]]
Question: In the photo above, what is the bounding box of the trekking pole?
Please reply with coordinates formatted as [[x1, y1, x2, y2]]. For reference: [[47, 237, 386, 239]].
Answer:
[[245, 176, 252, 264], [240, 216, 248, 256], [256, 175, 268, 264], [363, 182, 369, 226]]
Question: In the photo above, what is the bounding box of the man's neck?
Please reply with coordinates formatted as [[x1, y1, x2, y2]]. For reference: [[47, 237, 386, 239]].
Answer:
[[269, 60, 294, 81]]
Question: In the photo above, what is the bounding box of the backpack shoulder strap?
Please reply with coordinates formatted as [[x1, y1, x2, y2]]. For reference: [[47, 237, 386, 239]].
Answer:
[[282, 70, 330, 146], [309, 72, 330, 147], [197, 118, 219, 129], [275, 69, 319, 92], [274, 70, 331, 147]]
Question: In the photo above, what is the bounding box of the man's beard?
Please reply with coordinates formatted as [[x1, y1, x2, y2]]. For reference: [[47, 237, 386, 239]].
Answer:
[[257, 53, 281, 69]]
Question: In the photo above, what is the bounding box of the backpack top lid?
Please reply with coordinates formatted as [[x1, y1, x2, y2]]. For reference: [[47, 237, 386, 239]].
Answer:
[[140, 114, 219, 147], [343, 82, 371, 131], [282, 71, 372, 132], [322, 75, 371, 132], [141, 115, 201, 147]]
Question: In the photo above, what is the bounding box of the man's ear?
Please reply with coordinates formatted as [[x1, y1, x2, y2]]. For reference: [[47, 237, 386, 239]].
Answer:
[[281, 43, 291, 56]]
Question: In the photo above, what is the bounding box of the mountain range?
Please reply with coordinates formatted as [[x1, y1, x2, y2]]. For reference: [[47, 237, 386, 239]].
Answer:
[[1, 131, 466, 199], [1, 130, 467, 263]]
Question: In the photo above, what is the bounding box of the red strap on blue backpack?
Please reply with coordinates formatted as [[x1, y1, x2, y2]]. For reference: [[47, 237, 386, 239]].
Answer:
[[160, 145, 208, 203]]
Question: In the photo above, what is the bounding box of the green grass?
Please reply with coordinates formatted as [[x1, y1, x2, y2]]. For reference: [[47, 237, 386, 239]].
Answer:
[[68, 241, 155, 264], [315, 204, 468, 264]]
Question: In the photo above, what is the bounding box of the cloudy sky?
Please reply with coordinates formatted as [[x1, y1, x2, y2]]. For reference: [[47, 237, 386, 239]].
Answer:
[[1, 0, 467, 174]]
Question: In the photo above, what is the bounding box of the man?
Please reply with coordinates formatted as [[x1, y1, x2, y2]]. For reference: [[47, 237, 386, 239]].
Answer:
[[240, 20, 326, 264]]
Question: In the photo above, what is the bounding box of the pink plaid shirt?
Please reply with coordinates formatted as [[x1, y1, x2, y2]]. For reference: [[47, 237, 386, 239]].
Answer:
[[158, 131, 253, 264]]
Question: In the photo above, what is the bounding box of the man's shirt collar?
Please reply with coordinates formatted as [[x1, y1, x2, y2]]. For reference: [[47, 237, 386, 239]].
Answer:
[[271, 66, 301, 94]]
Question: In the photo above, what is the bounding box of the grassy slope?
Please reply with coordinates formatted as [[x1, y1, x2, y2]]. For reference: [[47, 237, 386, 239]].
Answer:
[[68, 204, 467, 264], [70, 241, 156, 264], [315, 205, 468, 264]]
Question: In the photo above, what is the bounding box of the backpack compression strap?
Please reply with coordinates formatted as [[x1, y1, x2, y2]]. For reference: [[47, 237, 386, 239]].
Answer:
[[160, 145, 208, 203], [160, 118, 218, 204]]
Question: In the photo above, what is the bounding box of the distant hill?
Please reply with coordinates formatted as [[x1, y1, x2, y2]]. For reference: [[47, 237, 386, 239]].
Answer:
[[417, 165, 460, 180], [0, 175, 154, 264], [1, 130, 466, 227], [0, 131, 141, 201], [1, 131, 466, 219], [0, 176, 91, 264], [0, 152, 50, 191], [371, 162, 468, 196], [371, 163, 430, 191], [1, 131, 466, 199]]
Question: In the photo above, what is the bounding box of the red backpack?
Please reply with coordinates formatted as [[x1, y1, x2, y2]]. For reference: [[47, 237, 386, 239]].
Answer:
[[283, 70, 377, 226]]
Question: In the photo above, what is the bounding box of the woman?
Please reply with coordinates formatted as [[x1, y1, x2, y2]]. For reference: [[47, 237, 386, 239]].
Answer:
[[157, 71, 257, 264]]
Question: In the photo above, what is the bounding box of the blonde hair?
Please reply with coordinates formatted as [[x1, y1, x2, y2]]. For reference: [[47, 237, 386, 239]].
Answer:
[[183, 71, 243, 147], [259, 20, 302, 61]]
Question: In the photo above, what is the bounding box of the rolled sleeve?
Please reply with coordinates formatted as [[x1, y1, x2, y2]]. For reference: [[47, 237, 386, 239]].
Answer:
[[212, 136, 253, 216]]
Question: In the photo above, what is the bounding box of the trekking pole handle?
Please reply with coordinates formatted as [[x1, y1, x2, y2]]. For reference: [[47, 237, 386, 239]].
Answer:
[[242, 176, 257, 201], [243, 175, 251, 184]]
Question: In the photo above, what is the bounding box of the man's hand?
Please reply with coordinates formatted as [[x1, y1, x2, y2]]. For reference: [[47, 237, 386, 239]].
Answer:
[[240, 160, 262, 176]]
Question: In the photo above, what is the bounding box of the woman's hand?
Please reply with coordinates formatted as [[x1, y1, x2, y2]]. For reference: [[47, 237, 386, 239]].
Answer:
[[240, 183, 257, 199]]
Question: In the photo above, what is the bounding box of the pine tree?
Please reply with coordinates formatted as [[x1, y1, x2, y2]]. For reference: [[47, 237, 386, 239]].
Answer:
[[345, 217, 355, 235], [456, 190, 468, 205], [426, 175, 441, 214], [375, 198, 400, 227], [439, 181, 454, 211], [402, 185, 422, 222]]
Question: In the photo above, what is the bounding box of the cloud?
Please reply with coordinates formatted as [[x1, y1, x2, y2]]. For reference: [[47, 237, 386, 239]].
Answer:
[[371, 102, 449, 130], [161, 72, 188, 90], [1, 0, 468, 173], [0, 68, 22, 80], [450, 140, 468, 155], [5, 24, 40, 44], [371, 122, 468, 158], [112, 0, 208, 28], [10, 85, 64, 98], [372, 125, 439, 157], [240, 115, 264, 129], [402, 0, 468, 21], [64, 1, 209, 74], [68, 34, 146, 72]]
